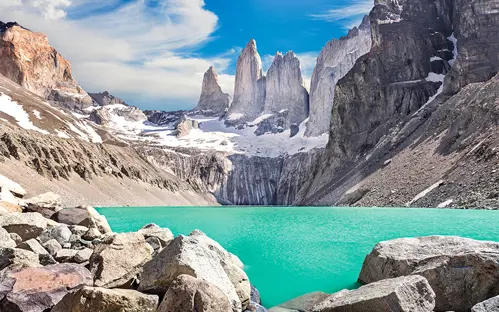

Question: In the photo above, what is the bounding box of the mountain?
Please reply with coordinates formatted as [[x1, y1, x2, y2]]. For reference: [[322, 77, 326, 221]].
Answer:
[[89, 91, 127, 106], [194, 66, 230, 116]]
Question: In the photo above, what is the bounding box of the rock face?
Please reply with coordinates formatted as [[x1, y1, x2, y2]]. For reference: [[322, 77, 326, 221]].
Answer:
[[227, 39, 266, 122], [88, 103, 147, 127], [359, 236, 499, 311], [305, 16, 372, 137], [139, 230, 249, 311], [51, 207, 111, 235], [312, 275, 435, 312], [89, 91, 127, 106], [22, 192, 62, 219], [472, 296, 499, 312], [195, 67, 231, 116], [175, 116, 200, 138], [264, 52, 309, 126], [0, 212, 48, 241], [52, 287, 159, 312], [157, 274, 233, 312], [0, 263, 93, 312], [0, 22, 93, 111]]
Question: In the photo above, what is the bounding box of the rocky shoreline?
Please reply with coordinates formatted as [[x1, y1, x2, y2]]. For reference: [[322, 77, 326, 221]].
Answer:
[[1, 176, 498, 312]]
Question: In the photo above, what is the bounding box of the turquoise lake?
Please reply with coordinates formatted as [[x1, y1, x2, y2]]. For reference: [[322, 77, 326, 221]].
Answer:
[[96, 206, 499, 308]]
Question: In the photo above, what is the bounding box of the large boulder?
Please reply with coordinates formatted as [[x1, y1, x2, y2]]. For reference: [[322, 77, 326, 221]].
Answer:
[[157, 274, 232, 312], [0, 227, 16, 248], [51, 206, 112, 234], [0, 248, 40, 272], [52, 286, 159, 312], [0, 263, 92, 312], [139, 230, 249, 311], [17, 239, 55, 265], [312, 275, 435, 312], [138, 223, 174, 247], [472, 295, 499, 312], [359, 236, 499, 312], [268, 292, 329, 312], [22, 192, 62, 219], [38, 223, 72, 245], [88, 232, 152, 288], [0, 212, 48, 241]]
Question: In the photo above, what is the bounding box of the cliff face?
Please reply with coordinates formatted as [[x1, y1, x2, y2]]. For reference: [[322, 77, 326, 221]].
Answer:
[[89, 91, 127, 106], [195, 67, 231, 116], [0, 22, 93, 112], [227, 40, 266, 122], [305, 16, 372, 137], [264, 52, 309, 126]]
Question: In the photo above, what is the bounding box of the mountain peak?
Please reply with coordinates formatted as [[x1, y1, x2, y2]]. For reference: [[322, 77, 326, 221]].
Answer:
[[0, 21, 25, 33]]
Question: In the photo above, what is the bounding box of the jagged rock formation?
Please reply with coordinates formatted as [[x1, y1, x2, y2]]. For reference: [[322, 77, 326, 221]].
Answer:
[[0, 22, 93, 112], [297, 0, 499, 209], [89, 91, 127, 106], [194, 67, 230, 116], [175, 116, 199, 138], [226, 40, 266, 123], [89, 104, 147, 126], [305, 16, 372, 137], [264, 52, 309, 126]]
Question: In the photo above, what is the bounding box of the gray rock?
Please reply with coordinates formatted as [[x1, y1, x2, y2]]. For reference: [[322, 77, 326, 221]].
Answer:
[[0, 212, 48, 241], [0, 227, 16, 248], [51, 206, 112, 235], [195, 66, 231, 116], [0, 263, 92, 312], [82, 227, 102, 241], [38, 223, 72, 245], [311, 275, 435, 312], [17, 239, 49, 257], [22, 192, 62, 219], [156, 274, 232, 312], [246, 302, 267, 312], [55, 249, 78, 263], [68, 225, 89, 236], [472, 295, 499, 312], [175, 115, 199, 138], [52, 286, 158, 312], [73, 248, 93, 264], [88, 232, 152, 288], [359, 236, 499, 311], [0, 247, 40, 272], [250, 285, 261, 304], [268, 292, 329, 312], [9, 233, 21, 245], [139, 223, 174, 247], [145, 236, 162, 252], [89, 91, 127, 106], [42, 239, 62, 256]]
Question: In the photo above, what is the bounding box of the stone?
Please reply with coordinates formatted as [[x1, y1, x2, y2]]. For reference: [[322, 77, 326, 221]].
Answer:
[[175, 115, 199, 138], [311, 275, 435, 312], [22, 192, 62, 219], [52, 286, 158, 312], [73, 248, 93, 264], [0, 248, 40, 272], [139, 223, 174, 247], [250, 285, 261, 304], [195, 66, 231, 116], [17, 239, 49, 256], [227, 39, 266, 123], [305, 16, 371, 137], [0, 263, 92, 312], [9, 233, 21, 245], [89, 91, 128, 106], [472, 295, 499, 312], [0, 212, 48, 241], [268, 292, 329, 312], [146, 236, 162, 253], [82, 227, 102, 241], [264, 51, 309, 127], [359, 236, 499, 311], [38, 223, 72, 245], [51, 206, 112, 234], [88, 232, 152, 288], [0, 227, 16, 248], [55, 249, 78, 263], [139, 230, 249, 311], [156, 274, 232, 312], [68, 225, 89, 236], [42, 239, 62, 256]]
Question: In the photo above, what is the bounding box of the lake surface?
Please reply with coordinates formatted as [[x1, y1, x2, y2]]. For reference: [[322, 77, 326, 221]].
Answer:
[[96, 206, 499, 307]]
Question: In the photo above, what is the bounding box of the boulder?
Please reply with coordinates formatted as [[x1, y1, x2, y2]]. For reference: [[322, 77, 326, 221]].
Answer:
[[0, 227, 16, 248], [68, 225, 89, 236], [246, 302, 267, 312], [0, 201, 22, 213], [139, 230, 249, 311], [359, 236, 499, 312], [88, 232, 152, 288], [42, 239, 62, 256], [22, 192, 62, 219], [82, 227, 102, 240], [0, 263, 92, 312], [268, 292, 329, 312], [138, 223, 174, 247], [38, 223, 72, 245], [0, 248, 40, 272], [312, 276, 435, 312], [472, 295, 499, 312], [73, 248, 93, 264], [55, 249, 78, 263], [157, 274, 232, 312], [250, 285, 261, 304], [175, 116, 199, 138], [51, 206, 112, 234], [9, 233, 21, 245], [52, 286, 158, 312], [17, 239, 55, 265], [0, 212, 48, 241]]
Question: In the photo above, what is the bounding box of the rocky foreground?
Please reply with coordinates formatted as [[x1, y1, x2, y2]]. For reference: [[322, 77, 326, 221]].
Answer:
[[1, 177, 498, 312]]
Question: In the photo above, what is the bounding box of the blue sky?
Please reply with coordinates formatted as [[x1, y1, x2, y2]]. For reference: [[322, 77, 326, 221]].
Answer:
[[1, 0, 373, 111]]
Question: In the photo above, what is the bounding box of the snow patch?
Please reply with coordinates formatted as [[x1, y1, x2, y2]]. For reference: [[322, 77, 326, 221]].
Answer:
[[406, 180, 445, 206], [32, 110, 42, 119], [55, 130, 71, 139], [227, 113, 244, 121], [437, 199, 453, 208], [0, 174, 26, 197], [0, 93, 49, 134], [248, 114, 273, 126]]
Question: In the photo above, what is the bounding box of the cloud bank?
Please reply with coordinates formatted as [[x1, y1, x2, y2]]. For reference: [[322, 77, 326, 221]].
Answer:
[[310, 0, 373, 29]]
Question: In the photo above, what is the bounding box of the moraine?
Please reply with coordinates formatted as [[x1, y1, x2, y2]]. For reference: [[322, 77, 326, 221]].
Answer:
[[97, 206, 499, 308]]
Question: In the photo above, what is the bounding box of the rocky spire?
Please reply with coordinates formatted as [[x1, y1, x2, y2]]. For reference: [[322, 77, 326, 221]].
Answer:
[[304, 15, 372, 137], [89, 91, 127, 106], [264, 51, 309, 125], [195, 66, 230, 116], [0, 22, 93, 112], [226, 39, 266, 122]]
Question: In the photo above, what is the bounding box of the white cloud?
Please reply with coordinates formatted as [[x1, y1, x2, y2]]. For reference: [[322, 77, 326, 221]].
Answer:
[[310, 0, 373, 29], [0, 0, 236, 110]]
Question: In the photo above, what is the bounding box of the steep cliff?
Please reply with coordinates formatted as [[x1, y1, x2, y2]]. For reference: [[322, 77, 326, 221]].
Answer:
[[226, 39, 266, 123], [305, 16, 372, 137], [89, 91, 127, 106], [195, 67, 231, 116], [264, 52, 309, 126], [0, 22, 93, 112]]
